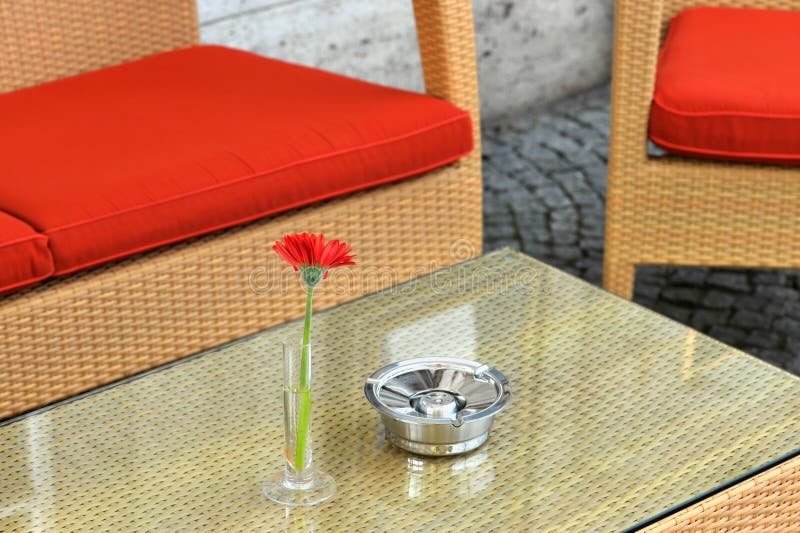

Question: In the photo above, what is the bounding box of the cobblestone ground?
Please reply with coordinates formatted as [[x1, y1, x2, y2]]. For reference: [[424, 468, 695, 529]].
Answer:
[[482, 83, 800, 375]]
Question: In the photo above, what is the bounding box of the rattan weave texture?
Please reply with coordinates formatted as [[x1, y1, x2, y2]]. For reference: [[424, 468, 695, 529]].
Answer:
[[0, 0, 482, 419], [644, 454, 800, 531], [0, 0, 198, 92], [604, 0, 800, 299], [1, 250, 798, 531]]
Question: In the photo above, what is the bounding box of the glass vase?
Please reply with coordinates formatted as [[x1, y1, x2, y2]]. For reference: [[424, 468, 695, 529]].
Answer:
[[263, 339, 335, 506]]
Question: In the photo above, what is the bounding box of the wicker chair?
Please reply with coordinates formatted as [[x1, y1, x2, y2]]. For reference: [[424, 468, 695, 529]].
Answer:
[[0, 0, 482, 419], [604, 0, 800, 300], [607, 1, 800, 529]]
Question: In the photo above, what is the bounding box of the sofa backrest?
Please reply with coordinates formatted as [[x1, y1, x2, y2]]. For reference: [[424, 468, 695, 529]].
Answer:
[[0, 0, 198, 93]]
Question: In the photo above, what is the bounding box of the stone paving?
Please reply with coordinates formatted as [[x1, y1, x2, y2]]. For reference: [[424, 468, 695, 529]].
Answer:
[[482, 83, 800, 375]]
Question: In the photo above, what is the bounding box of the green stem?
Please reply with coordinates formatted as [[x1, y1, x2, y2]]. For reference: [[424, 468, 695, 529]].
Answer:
[[295, 288, 313, 471]]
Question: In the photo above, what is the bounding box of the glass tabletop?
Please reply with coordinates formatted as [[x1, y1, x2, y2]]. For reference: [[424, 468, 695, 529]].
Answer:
[[1, 249, 799, 531]]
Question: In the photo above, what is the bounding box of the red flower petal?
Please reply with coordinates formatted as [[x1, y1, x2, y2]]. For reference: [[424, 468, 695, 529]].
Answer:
[[284, 234, 306, 266], [299, 232, 313, 265], [274, 233, 355, 274], [273, 241, 300, 270], [318, 240, 337, 269], [312, 233, 325, 264]]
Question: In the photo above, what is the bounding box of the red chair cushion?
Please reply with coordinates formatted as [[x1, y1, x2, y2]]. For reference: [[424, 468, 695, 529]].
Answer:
[[0, 212, 53, 293], [650, 7, 800, 164], [0, 45, 472, 275]]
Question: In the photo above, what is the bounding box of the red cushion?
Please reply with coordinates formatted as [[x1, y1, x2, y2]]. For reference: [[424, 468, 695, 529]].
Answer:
[[0, 212, 53, 292], [0, 45, 472, 275], [650, 7, 800, 164]]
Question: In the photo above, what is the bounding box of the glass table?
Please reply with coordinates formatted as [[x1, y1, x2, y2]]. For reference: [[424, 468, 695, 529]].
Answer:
[[1, 249, 799, 531]]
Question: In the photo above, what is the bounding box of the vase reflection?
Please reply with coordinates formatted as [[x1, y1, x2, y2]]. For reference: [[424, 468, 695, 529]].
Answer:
[[279, 506, 316, 533]]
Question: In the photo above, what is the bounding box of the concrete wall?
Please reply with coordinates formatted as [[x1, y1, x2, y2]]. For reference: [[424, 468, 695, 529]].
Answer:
[[198, 0, 613, 120]]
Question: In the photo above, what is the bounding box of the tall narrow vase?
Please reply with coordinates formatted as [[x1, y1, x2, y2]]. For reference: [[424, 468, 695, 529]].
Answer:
[[263, 339, 335, 506]]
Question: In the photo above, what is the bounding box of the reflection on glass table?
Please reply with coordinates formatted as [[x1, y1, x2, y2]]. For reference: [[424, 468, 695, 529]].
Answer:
[[1, 250, 798, 531]]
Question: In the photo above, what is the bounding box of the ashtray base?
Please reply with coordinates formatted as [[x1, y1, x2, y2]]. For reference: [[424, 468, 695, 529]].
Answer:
[[388, 431, 488, 456]]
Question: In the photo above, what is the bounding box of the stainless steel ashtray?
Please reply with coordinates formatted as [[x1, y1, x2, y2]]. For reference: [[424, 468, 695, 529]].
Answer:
[[364, 357, 511, 456]]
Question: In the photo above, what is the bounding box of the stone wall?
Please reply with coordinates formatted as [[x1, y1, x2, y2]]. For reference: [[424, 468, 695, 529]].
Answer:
[[197, 0, 614, 120]]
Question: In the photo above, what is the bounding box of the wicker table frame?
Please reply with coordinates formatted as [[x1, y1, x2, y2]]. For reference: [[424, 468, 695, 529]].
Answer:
[[0, 0, 482, 419], [645, 453, 800, 531], [604, 0, 800, 299]]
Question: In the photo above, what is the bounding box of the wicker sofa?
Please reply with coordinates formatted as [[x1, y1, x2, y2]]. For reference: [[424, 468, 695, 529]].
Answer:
[[0, 0, 482, 419]]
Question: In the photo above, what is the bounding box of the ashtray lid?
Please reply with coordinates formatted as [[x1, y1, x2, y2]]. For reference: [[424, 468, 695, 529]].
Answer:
[[364, 357, 511, 426]]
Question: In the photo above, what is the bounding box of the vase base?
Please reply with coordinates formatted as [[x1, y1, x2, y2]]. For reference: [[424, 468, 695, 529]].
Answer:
[[262, 471, 336, 506]]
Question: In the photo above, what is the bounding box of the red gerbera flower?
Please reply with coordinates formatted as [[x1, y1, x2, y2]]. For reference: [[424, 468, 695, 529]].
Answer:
[[273, 232, 355, 287], [271, 233, 355, 471]]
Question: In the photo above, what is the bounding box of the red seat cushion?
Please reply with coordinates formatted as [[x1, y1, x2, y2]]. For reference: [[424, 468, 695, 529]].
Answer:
[[0, 212, 53, 292], [650, 7, 800, 164], [0, 45, 472, 275]]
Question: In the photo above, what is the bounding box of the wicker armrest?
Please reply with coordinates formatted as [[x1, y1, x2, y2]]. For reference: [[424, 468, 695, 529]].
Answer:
[[412, 0, 481, 145], [609, 0, 665, 167]]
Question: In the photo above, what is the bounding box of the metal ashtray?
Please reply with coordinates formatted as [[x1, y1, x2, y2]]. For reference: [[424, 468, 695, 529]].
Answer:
[[364, 357, 511, 456]]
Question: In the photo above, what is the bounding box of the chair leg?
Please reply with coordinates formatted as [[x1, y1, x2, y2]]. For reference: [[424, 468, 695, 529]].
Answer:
[[603, 258, 636, 300]]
